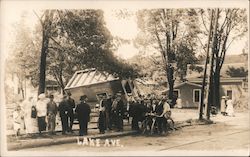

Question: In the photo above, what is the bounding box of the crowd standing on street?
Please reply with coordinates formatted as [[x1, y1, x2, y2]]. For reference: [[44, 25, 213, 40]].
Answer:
[[13, 90, 237, 138]]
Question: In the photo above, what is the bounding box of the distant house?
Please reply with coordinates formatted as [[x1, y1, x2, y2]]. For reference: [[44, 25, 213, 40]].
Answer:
[[163, 82, 202, 108], [64, 68, 139, 105], [163, 77, 247, 109], [163, 56, 248, 109]]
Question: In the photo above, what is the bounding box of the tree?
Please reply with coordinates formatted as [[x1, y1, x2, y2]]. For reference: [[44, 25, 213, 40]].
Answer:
[[36, 10, 54, 95], [226, 67, 248, 77], [198, 8, 247, 120], [9, 9, 139, 95], [200, 8, 247, 110], [6, 12, 40, 98], [135, 9, 201, 103], [44, 10, 138, 93], [55, 10, 138, 79]]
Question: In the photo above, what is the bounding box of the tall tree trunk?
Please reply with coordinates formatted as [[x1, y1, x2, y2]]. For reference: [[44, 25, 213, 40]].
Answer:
[[204, 8, 219, 120], [167, 64, 175, 107], [38, 11, 52, 95], [213, 67, 221, 109], [199, 10, 214, 120]]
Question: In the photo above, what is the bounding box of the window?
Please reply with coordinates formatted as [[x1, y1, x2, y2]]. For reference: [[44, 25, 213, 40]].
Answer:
[[173, 89, 180, 98], [193, 89, 201, 103], [226, 90, 233, 100]]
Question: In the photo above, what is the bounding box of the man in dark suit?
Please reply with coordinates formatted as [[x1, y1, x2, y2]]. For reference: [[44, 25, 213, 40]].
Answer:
[[75, 95, 91, 136], [104, 94, 112, 131], [129, 97, 146, 131], [58, 95, 69, 135], [66, 92, 75, 133], [115, 93, 124, 131]]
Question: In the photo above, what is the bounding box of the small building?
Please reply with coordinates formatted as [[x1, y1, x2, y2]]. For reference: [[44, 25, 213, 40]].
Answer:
[[64, 68, 139, 105], [162, 82, 203, 108], [189, 77, 248, 101], [163, 77, 247, 109]]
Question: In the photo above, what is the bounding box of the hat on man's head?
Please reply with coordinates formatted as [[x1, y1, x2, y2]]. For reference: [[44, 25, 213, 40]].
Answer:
[[80, 95, 87, 101]]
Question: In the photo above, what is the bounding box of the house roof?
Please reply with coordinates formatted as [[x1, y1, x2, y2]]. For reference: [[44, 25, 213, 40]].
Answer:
[[65, 68, 119, 90], [189, 77, 246, 83], [187, 63, 248, 79], [163, 81, 202, 93]]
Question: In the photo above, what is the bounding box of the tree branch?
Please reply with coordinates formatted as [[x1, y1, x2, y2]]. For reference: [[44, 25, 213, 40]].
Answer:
[[200, 10, 209, 33]]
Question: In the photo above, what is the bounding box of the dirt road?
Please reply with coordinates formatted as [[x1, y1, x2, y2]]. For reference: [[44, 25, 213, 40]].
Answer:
[[16, 111, 249, 156]]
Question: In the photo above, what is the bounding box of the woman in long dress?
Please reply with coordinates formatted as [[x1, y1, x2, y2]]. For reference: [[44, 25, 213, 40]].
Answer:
[[21, 96, 38, 135], [226, 99, 235, 117]]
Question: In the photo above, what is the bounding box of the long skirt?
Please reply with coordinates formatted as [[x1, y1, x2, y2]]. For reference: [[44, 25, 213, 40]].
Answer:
[[37, 116, 46, 132], [98, 112, 106, 132]]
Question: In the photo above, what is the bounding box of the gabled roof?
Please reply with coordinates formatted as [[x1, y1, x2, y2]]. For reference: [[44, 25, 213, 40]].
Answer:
[[65, 68, 119, 89], [163, 81, 202, 93]]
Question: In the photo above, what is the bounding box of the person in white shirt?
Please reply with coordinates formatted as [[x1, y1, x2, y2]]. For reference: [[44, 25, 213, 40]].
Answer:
[[36, 93, 48, 134]]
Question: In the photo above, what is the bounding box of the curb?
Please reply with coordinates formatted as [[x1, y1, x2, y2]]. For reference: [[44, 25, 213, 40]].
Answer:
[[7, 130, 137, 151]]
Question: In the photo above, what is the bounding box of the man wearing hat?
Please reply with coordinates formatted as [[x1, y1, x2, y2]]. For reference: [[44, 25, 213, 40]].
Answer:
[[58, 95, 69, 134], [98, 95, 106, 134], [113, 93, 124, 131], [104, 94, 113, 130], [75, 95, 91, 136], [66, 92, 76, 133], [47, 94, 58, 135]]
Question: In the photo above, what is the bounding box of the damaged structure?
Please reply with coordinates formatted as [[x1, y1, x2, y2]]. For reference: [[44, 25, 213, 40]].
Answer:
[[64, 68, 148, 105]]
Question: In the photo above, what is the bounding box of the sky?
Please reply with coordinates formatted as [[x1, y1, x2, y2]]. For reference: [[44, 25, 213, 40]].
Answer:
[[0, 1, 248, 61]]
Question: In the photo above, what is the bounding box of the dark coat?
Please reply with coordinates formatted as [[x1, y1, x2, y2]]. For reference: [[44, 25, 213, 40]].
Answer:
[[129, 102, 146, 121], [58, 100, 68, 117], [116, 99, 124, 116], [104, 98, 112, 113], [66, 97, 75, 115], [75, 101, 91, 122]]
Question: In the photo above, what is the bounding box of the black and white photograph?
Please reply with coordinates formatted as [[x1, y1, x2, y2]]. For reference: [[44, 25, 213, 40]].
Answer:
[[0, 0, 249, 156]]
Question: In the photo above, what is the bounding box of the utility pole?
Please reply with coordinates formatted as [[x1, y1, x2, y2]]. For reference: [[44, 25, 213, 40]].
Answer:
[[199, 10, 214, 120], [204, 8, 219, 120]]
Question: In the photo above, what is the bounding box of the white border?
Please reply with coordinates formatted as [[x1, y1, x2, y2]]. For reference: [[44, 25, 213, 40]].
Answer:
[[1, 0, 249, 156]]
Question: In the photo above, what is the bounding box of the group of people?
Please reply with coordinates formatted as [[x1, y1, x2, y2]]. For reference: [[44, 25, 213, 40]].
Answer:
[[128, 94, 172, 134], [97, 92, 125, 134], [95, 93, 172, 135], [13, 92, 77, 136], [12, 91, 173, 137]]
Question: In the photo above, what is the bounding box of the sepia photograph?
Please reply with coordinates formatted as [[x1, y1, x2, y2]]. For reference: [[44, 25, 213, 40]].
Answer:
[[0, 0, 249, 156]]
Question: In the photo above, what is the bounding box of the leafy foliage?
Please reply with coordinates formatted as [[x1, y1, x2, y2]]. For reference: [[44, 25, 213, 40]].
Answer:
[[226, 67, 248, 77], [8, 9, 139, 94], [135, 9, 201, 81]]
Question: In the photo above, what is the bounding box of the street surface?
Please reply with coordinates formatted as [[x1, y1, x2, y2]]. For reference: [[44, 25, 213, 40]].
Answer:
[[17, 110, 249, 155]]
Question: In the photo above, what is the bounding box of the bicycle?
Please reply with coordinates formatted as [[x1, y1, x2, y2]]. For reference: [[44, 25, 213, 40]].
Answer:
[[141, 112, 175, 135]]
